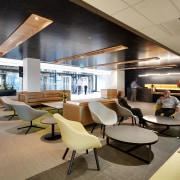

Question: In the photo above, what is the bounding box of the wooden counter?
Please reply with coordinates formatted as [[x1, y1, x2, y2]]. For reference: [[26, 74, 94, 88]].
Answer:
[[136, 88, 152, 102], [101, 89, 117, 99]]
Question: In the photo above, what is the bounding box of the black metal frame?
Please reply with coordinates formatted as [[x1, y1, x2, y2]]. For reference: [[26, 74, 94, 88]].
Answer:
[[17, 121, 45, 134]]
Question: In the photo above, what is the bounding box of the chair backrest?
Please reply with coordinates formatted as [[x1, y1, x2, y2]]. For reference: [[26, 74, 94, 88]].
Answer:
[[88, 101, 117, 125], [1, 96, 25, 110], [53, 113, 102, 150], [1, 96, 14, 110], [154, 104, 162, 111], [115, 99, 134, 117], [154, 103, 178, 117], [12, 104, 48, 121]]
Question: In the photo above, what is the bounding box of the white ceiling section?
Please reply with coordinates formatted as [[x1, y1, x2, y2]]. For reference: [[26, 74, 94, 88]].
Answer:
[[81, 0, 180, 56]]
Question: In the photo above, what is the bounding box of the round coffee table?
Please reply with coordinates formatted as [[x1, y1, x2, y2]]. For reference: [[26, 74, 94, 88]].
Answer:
[[144, 115, 180, 138], [105, 125, 158, 163], [41, 117, 61, 141]]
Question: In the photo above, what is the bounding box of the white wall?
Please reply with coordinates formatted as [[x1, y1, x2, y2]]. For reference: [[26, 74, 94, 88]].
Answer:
[[97, 70, 125, 93], [117, 70, 125, 94]]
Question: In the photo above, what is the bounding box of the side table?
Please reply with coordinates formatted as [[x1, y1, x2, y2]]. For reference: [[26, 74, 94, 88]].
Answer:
[[41, 117, 61, 141]]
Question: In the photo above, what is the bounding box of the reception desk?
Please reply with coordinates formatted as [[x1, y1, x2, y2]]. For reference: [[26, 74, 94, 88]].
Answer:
[[127, 87, 152, 102], [101, 89, 117, 99], [136, 88, 152, 102]]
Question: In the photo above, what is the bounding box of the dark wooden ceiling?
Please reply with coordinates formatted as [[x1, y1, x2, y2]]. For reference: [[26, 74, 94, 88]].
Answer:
[[0, 0, 179, 71]]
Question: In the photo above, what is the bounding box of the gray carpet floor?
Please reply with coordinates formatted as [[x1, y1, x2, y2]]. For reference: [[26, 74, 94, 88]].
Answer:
[[0, 100, 180, 180], [26, 132, 180, 180]]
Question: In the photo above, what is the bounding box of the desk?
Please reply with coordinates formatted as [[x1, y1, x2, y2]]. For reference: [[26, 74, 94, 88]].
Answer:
[[150, 148, 180, 180], [41, 117, 61, 141], [105, 125, 158, 163], [144, 115, 180, 138]]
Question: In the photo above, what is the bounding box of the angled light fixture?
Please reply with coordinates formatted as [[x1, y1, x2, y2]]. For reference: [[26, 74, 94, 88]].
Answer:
[[53, 45, 128, 63], [0, 14, 53, 56], [117, 64, 177, 71], [87, 57, 160, 68]]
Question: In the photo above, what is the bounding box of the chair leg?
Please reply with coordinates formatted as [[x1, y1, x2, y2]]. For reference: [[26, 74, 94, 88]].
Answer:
[[5, 110, 17, 120], [93, 148, 100, 171], [91, 123, 97, 133], [67, 150, 76, 175], [118, 117, 124, 125], [102, 125, 105, 139], [132, 117, 136, 125], [62, 148, 69, 159], [17, 121, 45, 134]]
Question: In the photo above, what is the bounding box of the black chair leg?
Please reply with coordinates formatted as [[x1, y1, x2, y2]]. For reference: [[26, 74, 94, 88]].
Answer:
[[91, 123, 97, 133], [17, 121, 45, 134], [62, 148, 69, 159], [93, 148, 100, 170], [118, 117, 124, 125], [67, 150, 76, 175], [102, 125, 105, 139]]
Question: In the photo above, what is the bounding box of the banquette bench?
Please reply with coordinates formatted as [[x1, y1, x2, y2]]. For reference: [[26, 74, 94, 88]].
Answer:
[[18, 90, 71, 106], [63, 99, 117, 126]]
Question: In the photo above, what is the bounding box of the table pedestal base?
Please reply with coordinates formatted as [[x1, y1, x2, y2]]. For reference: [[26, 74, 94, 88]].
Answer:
[[44, 133, 61, 141]]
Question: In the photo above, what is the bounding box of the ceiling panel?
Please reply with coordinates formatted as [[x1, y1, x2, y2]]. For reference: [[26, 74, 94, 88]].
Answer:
[[139, 26, 170, 39], [161, 19, 180, 36], [172, 0, 180, 10], [113, 7, 153, 29], [133, 0, 180, 24], [82, 0, 128, 15], [122, 0, 143, 6]]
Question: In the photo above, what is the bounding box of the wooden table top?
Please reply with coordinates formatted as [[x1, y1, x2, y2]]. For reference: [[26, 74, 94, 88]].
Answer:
[[106, 125, 158, 145], [41, 102, 63, 109], [41, 117, 57, 125]]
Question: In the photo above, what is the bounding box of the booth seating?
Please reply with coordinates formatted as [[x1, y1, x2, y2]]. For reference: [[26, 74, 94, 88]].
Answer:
[[18, 90, 71, 106], [63, 99, 117, 126]]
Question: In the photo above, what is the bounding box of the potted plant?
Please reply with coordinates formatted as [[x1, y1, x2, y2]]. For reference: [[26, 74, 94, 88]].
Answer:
[[61, 91, 68, 103]]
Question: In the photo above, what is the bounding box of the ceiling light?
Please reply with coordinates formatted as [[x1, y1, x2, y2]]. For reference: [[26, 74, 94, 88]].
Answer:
[[87, 57, 160, 68], [139, 72, 180, 77], [117, 64, 177, 71], [54, 45, 128, 63], [0, 14, 53, 56]]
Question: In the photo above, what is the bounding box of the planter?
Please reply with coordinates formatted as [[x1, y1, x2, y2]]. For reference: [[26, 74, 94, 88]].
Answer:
[[0, 89, 16, 96]]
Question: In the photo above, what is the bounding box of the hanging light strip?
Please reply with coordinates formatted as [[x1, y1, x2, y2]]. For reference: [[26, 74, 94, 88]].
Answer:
[[53, 45, 128, 63]]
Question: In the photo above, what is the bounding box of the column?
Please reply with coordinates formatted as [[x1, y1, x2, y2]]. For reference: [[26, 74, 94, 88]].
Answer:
[[23, 58, 40, 92]]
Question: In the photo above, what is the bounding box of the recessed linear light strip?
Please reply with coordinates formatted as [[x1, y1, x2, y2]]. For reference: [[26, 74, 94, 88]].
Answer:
[[53, 45, 128, 63], [117, 64, 177, 71], [87, 57, 160, 68], [139, 72, 180, 77], [0, 14, 53, 56]]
